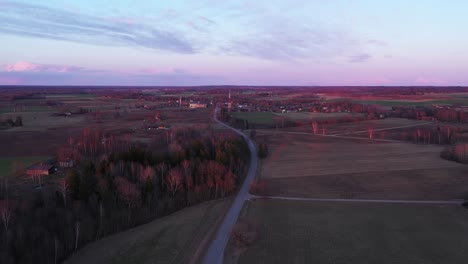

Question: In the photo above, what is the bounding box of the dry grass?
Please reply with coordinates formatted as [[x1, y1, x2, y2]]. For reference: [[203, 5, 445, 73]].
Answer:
[[65, 198, 231, 264], [257, 131, 468, 200], [1, 112, 86, 132], [229, 199, 468, 264], [274, 112, 361, 121]]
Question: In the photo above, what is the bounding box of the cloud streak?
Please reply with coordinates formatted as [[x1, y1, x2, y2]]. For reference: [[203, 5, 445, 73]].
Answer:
[[0, 1, 194, 53], [225, 28, 358, 61], [0, 61, 225, 86], [349, 53, 372, 63], [1, 61, 84, 73]]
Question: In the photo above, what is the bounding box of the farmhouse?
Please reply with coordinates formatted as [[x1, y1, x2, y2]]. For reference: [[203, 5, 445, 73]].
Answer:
[[25, 163, 55, 176], [189, 103, 207, 109], [58, 159, 74, 168]]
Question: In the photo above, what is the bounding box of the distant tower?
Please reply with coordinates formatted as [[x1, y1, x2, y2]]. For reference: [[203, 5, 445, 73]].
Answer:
[[179, 96, 182, 107], [228, 90, 232, 112]]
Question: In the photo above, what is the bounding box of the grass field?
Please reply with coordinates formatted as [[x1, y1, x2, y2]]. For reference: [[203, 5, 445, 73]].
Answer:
[[0, 112, 86, 132], [226, 199, 468, 264], [0, 156, 48, 177], [348, 98, 468, 107], [257, 131, 468, 200], [0, 105, 52, 113], [274, 112, 361, 121], [277, 117, 431, 135], [230, 112, 276, 125], [44, 94, 97, 99], [66, 198, 231, 264], [231, 111, 360, 125]]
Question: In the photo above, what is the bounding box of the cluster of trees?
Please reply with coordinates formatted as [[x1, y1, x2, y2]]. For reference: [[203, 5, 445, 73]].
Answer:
[[392, 125, 459, 145], [390, 106, 468, 122], [441, 143, 468, 163], [0, 116, 22, 128], [0, 127, 249, 264], [257, 143, 269, 159]]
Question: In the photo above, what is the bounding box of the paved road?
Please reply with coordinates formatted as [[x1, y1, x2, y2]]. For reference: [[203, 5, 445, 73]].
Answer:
[[202, 108, 258, 264], [253, 195, 464, 205]]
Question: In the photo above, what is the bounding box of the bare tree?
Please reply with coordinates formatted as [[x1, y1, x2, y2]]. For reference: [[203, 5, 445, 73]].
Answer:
[[58, 178, 69, 205], [0, 200, 11, 234], [321, 125, 327, 135], [166, 168, 183, 197], [115, 177, 140, 208], [312, 121, 319, 134], [368, 127, 375, 140], [54, 237, 59, 264], [75, 221, 80, 251]]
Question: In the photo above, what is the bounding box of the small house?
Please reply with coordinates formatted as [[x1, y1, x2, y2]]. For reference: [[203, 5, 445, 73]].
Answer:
[[58, 159, 74, 168], [26, 163, 55, 176], [189, 103, 207, 109]]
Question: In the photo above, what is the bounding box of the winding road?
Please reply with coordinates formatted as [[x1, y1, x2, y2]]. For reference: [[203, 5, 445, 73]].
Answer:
[[202, 112, 453, 263], [202, 108, 258, 264]]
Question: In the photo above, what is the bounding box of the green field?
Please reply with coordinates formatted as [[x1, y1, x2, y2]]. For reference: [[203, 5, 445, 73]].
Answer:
[[226, 199, 468, 264], [0, 105, 52, 113], [274, 111, 360, 120], [230, 112, 277, 125], [66, 198, 231, 264], [350, 99, 468, 107], [0, 156, 49, 177], [45, 94, 97, 99]]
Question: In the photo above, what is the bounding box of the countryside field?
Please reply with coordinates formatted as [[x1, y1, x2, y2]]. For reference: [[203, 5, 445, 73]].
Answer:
[[226, 199, 468, 264], [230, 111, 361, 125], [323, 93, 468, 106], [275, 117, 431, 135], [256, 131, 468, 200], [66, 198, 231, 264]]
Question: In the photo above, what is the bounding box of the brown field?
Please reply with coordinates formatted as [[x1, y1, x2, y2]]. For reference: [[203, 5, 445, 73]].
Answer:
[[276, 117, 431, 135], [257, 132, 468, 200], [1, 111, 86, 132], [226, 199, 468, 264], [66, 198, 231, 264], [274, 111, 363, 121]]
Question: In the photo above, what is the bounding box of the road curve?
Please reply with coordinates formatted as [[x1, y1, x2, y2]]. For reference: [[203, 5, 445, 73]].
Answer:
[[202, 108, 258, 264]]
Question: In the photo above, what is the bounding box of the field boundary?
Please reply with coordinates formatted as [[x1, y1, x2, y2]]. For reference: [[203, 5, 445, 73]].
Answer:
[[252, 195, 464, 205]]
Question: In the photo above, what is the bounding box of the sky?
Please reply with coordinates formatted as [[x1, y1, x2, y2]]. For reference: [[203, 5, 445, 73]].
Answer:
[[0, 0, 467, 86]]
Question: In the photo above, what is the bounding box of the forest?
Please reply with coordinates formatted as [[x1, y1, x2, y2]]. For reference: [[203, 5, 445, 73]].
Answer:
[[0, 127, 250, 264]]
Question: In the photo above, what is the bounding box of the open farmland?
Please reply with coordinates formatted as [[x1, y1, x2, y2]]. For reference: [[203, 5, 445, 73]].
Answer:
[[66, 198, 231, 264], [226, 199, 468, 264], [256, 132, 468, 200], [276, 117, 432, 135], [0, 111, 86, 132], [274, 111, 362, 121], [230, 111, 362, 126], [324, 92, 468, 107], [230, 112, 277, 125]]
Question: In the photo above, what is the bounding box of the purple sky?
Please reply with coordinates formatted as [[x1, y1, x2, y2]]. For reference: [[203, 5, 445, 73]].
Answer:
[[1, 0, 467, 86]]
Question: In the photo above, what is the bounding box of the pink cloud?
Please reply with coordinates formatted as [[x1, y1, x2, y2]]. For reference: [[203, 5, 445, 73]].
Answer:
[[140, 67, 186, 75], [1, 61, 83, 73], [0, 76, 21, 85]]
